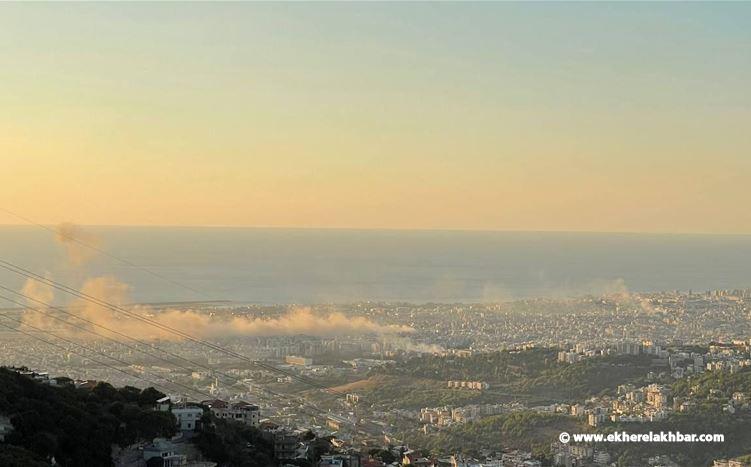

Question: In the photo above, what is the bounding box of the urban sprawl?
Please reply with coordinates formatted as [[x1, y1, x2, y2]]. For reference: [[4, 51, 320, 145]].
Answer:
[[3, 288, 751, 467]]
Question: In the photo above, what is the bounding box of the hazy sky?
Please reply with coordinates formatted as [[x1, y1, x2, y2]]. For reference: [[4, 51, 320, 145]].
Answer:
[[1, 3, 749, 233]]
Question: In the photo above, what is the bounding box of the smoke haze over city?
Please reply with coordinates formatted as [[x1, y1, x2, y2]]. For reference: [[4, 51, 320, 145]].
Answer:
[[1, 3, 750, 467]]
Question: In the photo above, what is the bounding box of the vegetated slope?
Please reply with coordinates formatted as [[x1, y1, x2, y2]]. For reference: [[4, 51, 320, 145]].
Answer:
[[515, 354, 658, 400], [0, 367, 176, 466], [373, 348, 556, 384], [403, 411, 586, 458], [370, 350, 658, 405]]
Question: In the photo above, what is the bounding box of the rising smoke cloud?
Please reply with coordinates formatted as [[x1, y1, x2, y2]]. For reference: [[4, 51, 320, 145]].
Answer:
[[63, 276, 412, 341], [19, 275, 58, 331], [55, 222, 101, 266], [21, 274, 412, 341], [591, 278, 658, 314], [23, 224, 414, 340]]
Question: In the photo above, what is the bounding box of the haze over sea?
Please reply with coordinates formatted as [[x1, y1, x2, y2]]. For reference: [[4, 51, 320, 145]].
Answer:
[[1, 226, 750, 305]]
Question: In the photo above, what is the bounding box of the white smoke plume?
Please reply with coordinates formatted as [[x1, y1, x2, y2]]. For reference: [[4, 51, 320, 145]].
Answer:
[[19, 275, 59, 331], [592, 278, 658, 314], [55, 222, 101, 266], [23, 275, 413, 341], [382, 335, 445, 354], [22, 225, 415, 340]]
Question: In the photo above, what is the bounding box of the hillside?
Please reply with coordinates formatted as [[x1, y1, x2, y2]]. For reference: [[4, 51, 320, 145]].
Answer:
[[367, 350, 659, 407], [0, 367, 176, 466], [402, 411, 587, 458]]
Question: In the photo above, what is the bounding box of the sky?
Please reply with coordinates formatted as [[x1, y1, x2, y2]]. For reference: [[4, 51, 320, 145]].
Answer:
[[1, 3, 749, 234]]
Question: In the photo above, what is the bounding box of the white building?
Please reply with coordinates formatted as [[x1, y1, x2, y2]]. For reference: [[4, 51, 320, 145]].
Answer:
[[155, 396, 171, 412], [143, 438, 187, 466], [202, 399, 260, 427], [171, 406, 204, 431]]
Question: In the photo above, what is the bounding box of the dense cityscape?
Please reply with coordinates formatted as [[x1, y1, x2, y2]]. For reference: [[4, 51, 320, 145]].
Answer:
[[3, 288, 751, 466]]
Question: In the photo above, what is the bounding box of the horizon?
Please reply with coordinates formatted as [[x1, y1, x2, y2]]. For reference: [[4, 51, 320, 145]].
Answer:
[[3, 223, 750, 306], [3, 221, 751, 238]]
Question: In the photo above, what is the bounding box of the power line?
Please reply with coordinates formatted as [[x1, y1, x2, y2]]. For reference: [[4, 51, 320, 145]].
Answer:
[[0, 211, 359, 400], [0, 288, 336, 423], [0, 287, 221, 381], [0, 314, 328, 426], [0, 209, 366, 428], [3, 344, 303, 434], [0, 315, 210, 399], [0, 258, 349, 399], [0, 207, 209, 299], [0, 284, 233, 377], [0, 315, 330, 427], [0, 312, 211, 399], [0, 286, 346, 415]]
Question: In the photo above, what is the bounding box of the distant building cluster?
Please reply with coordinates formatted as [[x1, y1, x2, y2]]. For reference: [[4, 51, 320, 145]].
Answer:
[[446, 380, 489, 390], [551, 443, 610, 467], [285, 355, 313, 367], [201, 399, 261, 427]]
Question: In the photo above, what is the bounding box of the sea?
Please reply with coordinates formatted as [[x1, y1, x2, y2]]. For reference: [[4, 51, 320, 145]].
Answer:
[[0, 226, 750, 305]]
